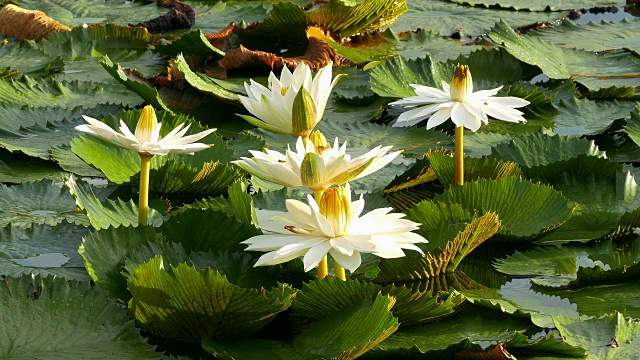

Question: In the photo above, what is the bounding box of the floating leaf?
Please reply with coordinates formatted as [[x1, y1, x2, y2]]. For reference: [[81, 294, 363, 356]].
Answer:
[[156, 29, 225, 57], [490, 132, 604, 168], [526, 155, 640, 242], [550, 97, 635, 136], [489, 20, 640, 90], [0, 275, 159, 359], [528, 18, 640, 53], [0, 221, 89, 280], [129, 257, 294, 342], [376, 212, 501, 281], [553, 312, 640, 360], [160, 208, 260, 254], [0, 149, 66, 183], [292, 277, 464, 326], [449, 0, 624, 11], [429, 153, 522, 189], [99, 55, 169, 111], [65, 176, 164, 229], [0, 39, 63, 77], [433, 177, 576, 238], [79, 225, 160, 301], [371, 307, 534, 358], [495, 240, 640, 287], [292, 295, 398, 360], [173, 53, 240, 103], [0, 75, 143, 108], [249, 0, 407, 40], [395, 29, 478, 62], [0, 180, 87, 228]]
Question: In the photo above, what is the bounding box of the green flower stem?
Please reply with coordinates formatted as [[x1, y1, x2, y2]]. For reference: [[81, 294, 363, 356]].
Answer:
[[301, 135, 310, 148], [334, 263, 346, 281], [314, 188, 328, 279], [138, 154, 153, 225], [455, 126, 464, 185]]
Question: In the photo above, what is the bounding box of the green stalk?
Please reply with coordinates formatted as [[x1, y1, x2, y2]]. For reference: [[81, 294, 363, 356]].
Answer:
[[314, 188, 328, 279], [138, 154, 153, 225], [455, 126, 464, 185]]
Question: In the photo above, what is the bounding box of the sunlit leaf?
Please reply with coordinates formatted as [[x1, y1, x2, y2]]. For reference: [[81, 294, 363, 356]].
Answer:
[[129, 256, 294, 342]]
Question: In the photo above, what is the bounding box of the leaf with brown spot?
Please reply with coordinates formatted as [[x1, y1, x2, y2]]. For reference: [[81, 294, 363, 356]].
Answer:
[[0, 4, 70, 42]]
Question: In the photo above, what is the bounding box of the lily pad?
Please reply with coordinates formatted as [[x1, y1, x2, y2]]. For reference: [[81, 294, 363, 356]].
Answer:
[[0, 180, 88, 228], [128, 256, 295, 342], [0, 221, 89, 280], [0, 275, 159, 359]]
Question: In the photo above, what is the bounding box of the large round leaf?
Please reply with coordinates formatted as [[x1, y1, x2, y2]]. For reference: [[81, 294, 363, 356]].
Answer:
[[0, 180, 88, 228], [432, 176, 576, 238], [0, 275, 159, 359], [292, 277, 464, 326], [292, 295, 399, 359], [128, 256, 294, 343], [0, 221, 89, 280], [553, 312, 640, 360]]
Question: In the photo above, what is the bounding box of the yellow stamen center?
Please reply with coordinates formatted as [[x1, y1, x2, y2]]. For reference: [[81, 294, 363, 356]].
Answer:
[[449, 64, 473, 103], [281, 86, 290, 97], [309, 130, 331, 155], [319, 186, 350, 237], [135, 105, 158, 144]]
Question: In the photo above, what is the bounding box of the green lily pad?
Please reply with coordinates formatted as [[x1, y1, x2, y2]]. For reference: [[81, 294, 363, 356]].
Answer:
[[128, 256, 295, 342], [0, 180, 88, 228], [553, 312, 640, 360], [0, 275, 159, 359], [432, 176, 576, 238], [392, 0, 565, 35], [0, 221, 89, 280], [449, 0, 625, 11], [489, 20, 640, 91], [528, 18, 640, 54], [0, 39, 63, 78]]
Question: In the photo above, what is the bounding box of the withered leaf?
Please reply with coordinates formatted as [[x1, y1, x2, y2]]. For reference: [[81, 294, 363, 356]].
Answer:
[[0, 4, 70, 42], [130, 0, 195, 34], [207, 35, 340, 79]]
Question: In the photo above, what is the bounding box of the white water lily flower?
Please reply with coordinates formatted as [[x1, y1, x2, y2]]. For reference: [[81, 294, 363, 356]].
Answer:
[[390, 64, 530, 132], [76, 105, 216, 156], [237, 62, 341, 137], [232, 131, 401, 191], [243, 183, 427, 272]]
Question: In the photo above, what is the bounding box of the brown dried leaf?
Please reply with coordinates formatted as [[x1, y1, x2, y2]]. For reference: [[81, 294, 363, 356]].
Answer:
[[454, 343, 517, 360], [130, 0, 195, 34], [207, 36, 340, 79], [0, 4, 70, 42]]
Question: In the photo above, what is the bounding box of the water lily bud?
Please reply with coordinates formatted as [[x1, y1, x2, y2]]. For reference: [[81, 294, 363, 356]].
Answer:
[[319, 185, 350, 237], [134, 105, 158, 144], [449, 64, 472, 102], [309, 130, 331, 155], [291, 87, 318, 139], [300, 152, 323, 190]]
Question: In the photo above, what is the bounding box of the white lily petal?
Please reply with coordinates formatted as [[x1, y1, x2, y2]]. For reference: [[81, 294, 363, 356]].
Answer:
[[329, 249, 361, 273]]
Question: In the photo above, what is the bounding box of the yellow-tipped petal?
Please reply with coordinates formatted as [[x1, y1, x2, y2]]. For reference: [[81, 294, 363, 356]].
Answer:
[[309, 130, 331, 155], [135, 105, 158, 144], [319, 185, 350, 237], [449, 64, 472, 102]]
